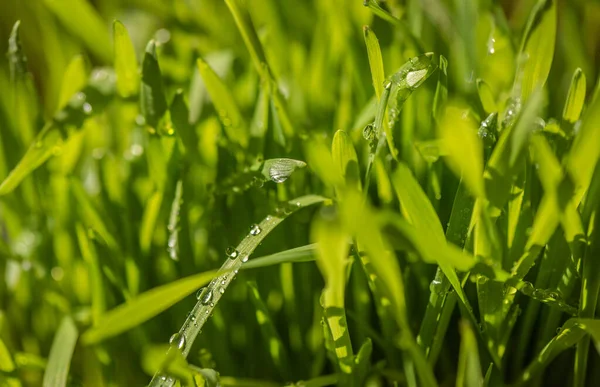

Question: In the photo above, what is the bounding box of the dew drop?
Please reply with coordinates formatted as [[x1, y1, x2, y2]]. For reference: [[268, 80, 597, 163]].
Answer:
[[242, 255, 249, 263], [362, 124, 375, 141], [199, 288, 213, 305], [169, 332, 186, 350], [219, 287, 225, 294], [226, 247, 239, 259], [196, 287, 205, 300], [83, 103, 93, 115], [249, 224, 262, 236]]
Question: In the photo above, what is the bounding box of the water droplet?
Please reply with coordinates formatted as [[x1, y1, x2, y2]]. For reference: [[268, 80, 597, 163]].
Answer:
[[252, 176, 265, 188], [249, 224, 261, 236], [363, 124, 375, 141], [135, 115, 146, 126], [266, 159, 306, 183], [83, 103, 93, 115], [242, 255, 249, 263], [169, 332, 186, 350], [226, 247, 239, 259], [556, 327, 562, 334], [196, 287, 205, 300], [199, 288, 213, 305], [219, 287, 225, 294]]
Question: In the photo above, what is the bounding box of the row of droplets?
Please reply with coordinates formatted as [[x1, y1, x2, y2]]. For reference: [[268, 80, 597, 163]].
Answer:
[[166, 222, 265, 353]]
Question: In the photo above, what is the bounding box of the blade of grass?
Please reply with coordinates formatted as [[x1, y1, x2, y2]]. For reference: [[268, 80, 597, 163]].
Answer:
[[247, 282, 291, 379], [197, 57, 248, 148], [149, 195, 327, 386], [363, 26, 385, 101], [113, 20, 139, 98], [42, 316, 78, 387], [514, 0, 556, 102]]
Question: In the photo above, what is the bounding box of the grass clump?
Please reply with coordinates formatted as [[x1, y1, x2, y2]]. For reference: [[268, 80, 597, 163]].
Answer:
[[0, 0, 600, 386]]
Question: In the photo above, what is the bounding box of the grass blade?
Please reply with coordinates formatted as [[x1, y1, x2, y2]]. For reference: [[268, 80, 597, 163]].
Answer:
[[43, 316, 78, 387], [81, 270, 219, 344], [515, 0, 556, 101], [113, 20, 139, 98], [197, 57, 248, 148], [363, 26, 385, 100], [141, 40, 167, 129], [456, 320, 483, 387], [149, 195, 327, 386]]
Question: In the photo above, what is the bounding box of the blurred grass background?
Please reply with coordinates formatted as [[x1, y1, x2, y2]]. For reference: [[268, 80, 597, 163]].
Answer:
[[0, 0, 599, 386]]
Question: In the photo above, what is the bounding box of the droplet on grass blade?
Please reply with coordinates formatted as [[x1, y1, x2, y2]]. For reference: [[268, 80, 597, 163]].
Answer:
[[226, 247, 239, 259], [249, 224, 261, 236], [262, 158, 307, 183], [169, 332, 186, 350]]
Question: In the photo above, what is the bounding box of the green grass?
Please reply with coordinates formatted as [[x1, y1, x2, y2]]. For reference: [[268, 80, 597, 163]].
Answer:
[[0, 0, 600, 386]]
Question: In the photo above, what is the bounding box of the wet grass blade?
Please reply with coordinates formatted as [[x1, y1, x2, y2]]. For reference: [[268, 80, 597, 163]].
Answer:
[[42, 316, 78, 387], [149, 195, 327, 386]]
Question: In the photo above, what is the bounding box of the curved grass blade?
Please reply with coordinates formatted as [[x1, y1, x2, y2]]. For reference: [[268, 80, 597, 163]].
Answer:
[[81, 270, 219, 344], [149, 195, 327, 386], [515, 0, 556, 102], [240, 244, 316, 269], [42, 316, 78, 387], [113, 20, 139, 98], [514, 319, 600, 386]]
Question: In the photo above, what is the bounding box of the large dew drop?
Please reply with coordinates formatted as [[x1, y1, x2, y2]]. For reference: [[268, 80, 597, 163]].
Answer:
[[262, 158, 307, 183], [169, 332, 186, 350], [226, 247, 239, 259], [199, 288, 213, 305], [249, 224, 261, 236]]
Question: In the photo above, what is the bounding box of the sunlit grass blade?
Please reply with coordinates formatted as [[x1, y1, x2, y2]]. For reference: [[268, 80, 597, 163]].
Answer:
[[8, 20, 27, 80], [113, 20, 139, 98], [515, 0, 556, 101], [197, 57, 248, 148], [312, 208, 353, 383], [477, 79, 497, 114], [58, 55, 88, 109], [81, 270, 219, 344], [43, 0, 112, 62], [438, 104, 485, 199], [332, 130, 360, 190], [0, 338, 21, 387], [42, 316, 78, 387], [515, 319, 600, 386], [456, 320, 483, 387], [247, 282, 291, 379], [363, 25, 385, 100]]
